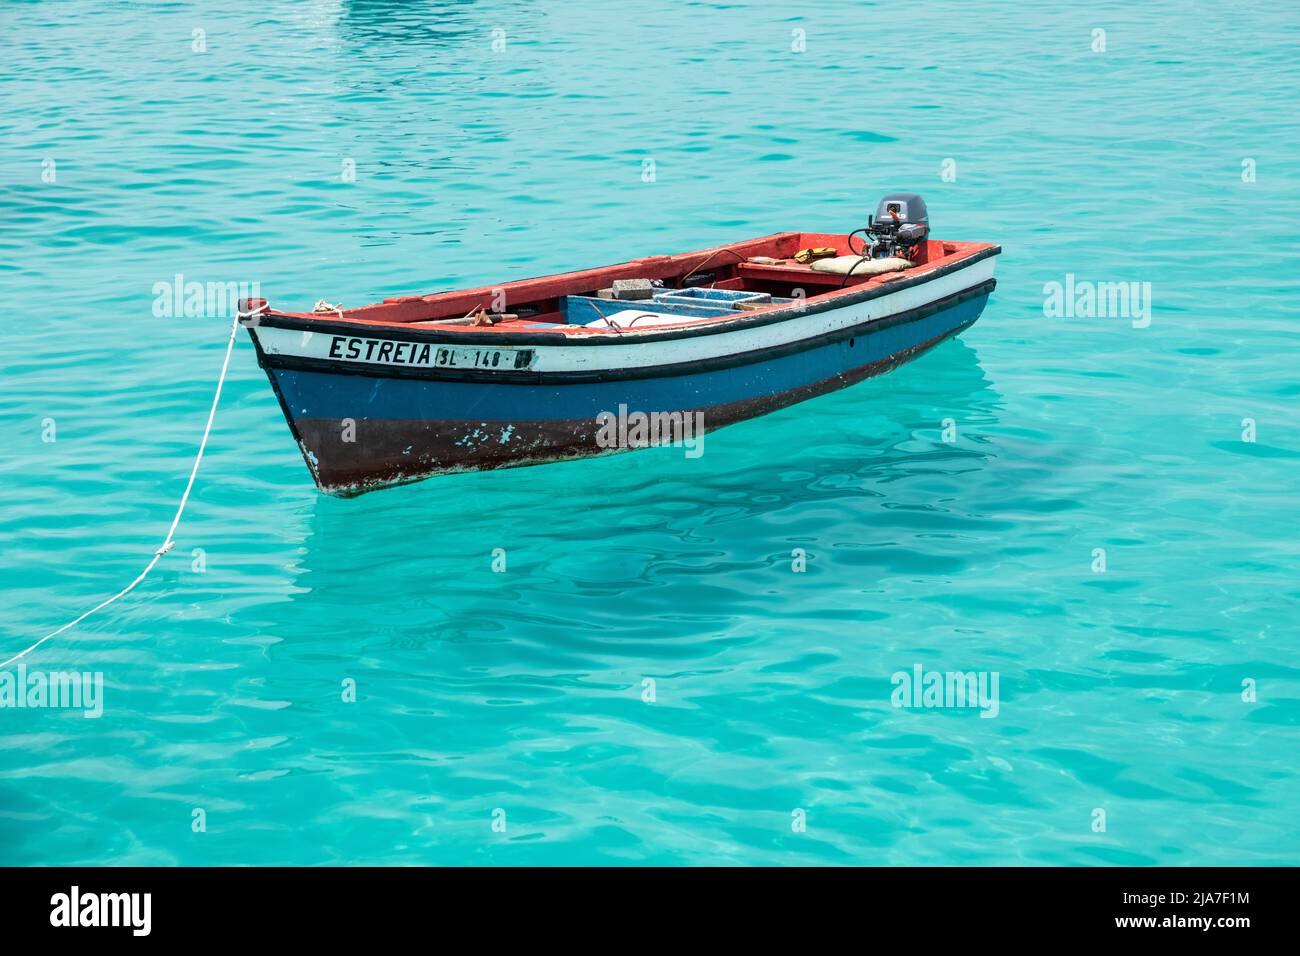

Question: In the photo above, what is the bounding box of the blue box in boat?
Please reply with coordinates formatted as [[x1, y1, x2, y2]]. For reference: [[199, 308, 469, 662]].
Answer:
[[561, 287, 778, 325], [653, 287, 771, 303], [652, 288, 773, 311]]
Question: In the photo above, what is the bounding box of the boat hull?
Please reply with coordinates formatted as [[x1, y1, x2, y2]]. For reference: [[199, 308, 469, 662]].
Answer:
[[254, 280, 993, 495]]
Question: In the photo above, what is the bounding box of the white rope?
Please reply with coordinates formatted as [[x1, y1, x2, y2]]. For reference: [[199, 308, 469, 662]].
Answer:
[[0, 313, 242, 669]]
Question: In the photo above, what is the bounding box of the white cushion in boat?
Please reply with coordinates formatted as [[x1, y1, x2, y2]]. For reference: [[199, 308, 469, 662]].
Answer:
[[584, 309, 715, 330], [809, 255, 913, 276]]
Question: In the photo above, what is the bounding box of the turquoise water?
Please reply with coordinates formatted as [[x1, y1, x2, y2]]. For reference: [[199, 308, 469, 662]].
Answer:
[[2, 0, 1298, 866]]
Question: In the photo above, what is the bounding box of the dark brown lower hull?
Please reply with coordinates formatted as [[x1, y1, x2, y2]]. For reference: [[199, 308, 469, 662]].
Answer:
[[289, 319, 975, 496]]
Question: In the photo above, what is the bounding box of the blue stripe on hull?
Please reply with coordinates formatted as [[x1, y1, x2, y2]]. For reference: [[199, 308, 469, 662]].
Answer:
[[270, 293, 989, 423]]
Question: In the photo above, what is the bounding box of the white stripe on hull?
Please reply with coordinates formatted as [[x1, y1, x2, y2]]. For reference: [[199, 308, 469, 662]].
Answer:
[[251, 256, 996, 374]]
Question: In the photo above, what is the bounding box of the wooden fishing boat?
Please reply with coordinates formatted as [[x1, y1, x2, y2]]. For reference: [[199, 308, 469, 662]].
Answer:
[[241, 196, 999, 496]]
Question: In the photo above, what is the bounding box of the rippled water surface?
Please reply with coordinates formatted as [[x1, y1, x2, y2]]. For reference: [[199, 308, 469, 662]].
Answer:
[[1, 0, 1298, 865]]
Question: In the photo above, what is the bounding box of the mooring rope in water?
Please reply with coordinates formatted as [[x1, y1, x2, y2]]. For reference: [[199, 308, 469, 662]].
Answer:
[[0, 312, 242, 669]]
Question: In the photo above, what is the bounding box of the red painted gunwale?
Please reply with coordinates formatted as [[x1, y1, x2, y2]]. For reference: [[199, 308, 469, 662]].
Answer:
[[245, 233, 996, 335]]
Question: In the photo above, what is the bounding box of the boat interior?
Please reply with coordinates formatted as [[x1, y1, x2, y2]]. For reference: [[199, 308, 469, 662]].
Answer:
[[259, 233, 989, 334]]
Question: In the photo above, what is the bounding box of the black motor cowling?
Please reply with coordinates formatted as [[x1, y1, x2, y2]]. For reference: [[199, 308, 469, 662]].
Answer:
[[867, 193, 930, 257]]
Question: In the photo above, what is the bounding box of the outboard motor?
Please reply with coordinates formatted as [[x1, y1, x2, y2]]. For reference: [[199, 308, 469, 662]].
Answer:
[[860, 193, 930, 260]]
